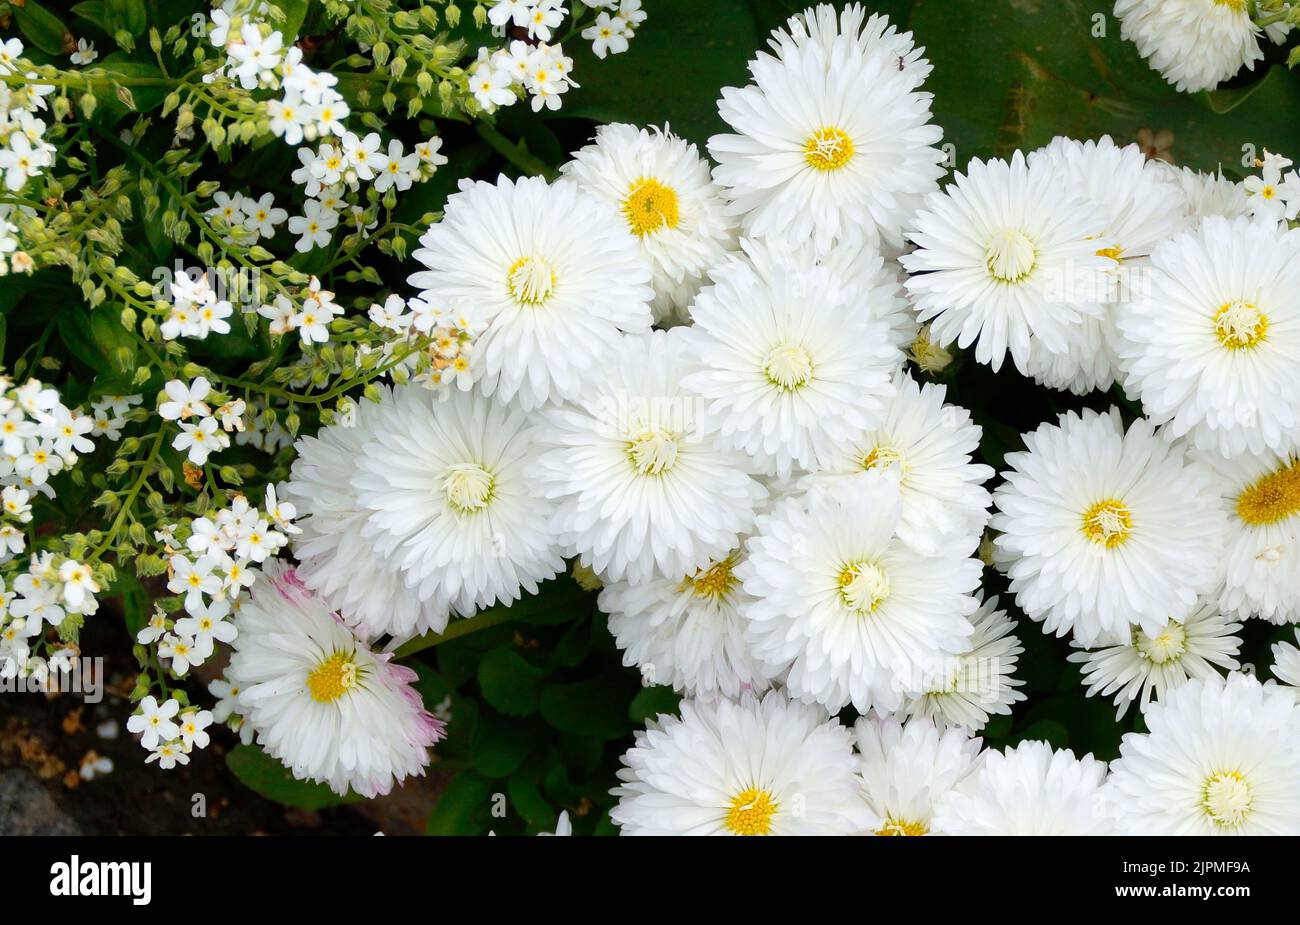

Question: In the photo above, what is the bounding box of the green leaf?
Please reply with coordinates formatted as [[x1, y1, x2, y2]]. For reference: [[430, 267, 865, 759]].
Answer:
[[469, 710, 536, 778], [70, 1, 112, 34], [561, 0, 762, 147], [477, 646, 544, 717], [269, 0, 310, 39], [105, 0, 147, 38], [110, 571, 149, 639], [507, 756, 558, 830], [629, 685, 681, 724], [539, 674, 634, 739], [225, 744, 361, 810], [14, 1, 70, 56], [426, 770, 495, 835], [93, 58, 169, 117]]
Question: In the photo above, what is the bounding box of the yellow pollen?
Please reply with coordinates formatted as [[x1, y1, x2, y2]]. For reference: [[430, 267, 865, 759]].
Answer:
[[762, 344, 814, 391], [839, 561, 891, 613], [876, 818, 929, 836], [1202, 771, 1252, 827], [622, 177, 680, 237], [507, 255, 556, 305], [1214, 300, 1268, 350], [306, 652, 359, 703], [1214, 0, 1246, 10], [862, 445, 906, 473], [443, 463, 494, 513], [1236, 459, 1300, 525], [685, 557, 737, 601], [187, 573, 202, 587], [985, 229, 1037, 282], [1081, 499, 1132, 548], [627, 429, 679, 476], [1096, 246, 1124, 261], [1134, 621, 1187, 664], [725, 787, 777, 836], [804, 127, 854, 171]]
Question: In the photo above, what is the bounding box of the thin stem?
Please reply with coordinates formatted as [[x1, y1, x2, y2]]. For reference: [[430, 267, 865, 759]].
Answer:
[[392, 608, 514, 658], [475, 122, 560, 180]]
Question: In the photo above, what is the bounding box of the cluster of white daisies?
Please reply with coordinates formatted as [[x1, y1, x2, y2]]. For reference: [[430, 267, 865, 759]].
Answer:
[[1116, 0, 1296, 93], [0, 37, 55, 275], [121, 2, 1299, 834]]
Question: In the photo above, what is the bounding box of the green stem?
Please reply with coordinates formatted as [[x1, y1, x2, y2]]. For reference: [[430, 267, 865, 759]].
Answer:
[[392, 608, 514, 658], [90, 429, 167, 561], [475, 123, 560, 180]]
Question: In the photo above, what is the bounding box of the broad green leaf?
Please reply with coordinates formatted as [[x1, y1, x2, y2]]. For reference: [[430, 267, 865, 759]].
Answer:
[[539, 674, 634, 739], [225, 744, 361, 810], [426, 770, 494, 835], [14, 1, 69, 56], [469, 710, 537, 778], [477, 646, 544, 717], [628, 684, 681, 724], [105, 0, 148, 38]]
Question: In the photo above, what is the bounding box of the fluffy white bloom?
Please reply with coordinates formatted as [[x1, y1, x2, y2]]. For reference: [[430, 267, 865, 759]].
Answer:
[[709, 4, 945, 254], [1196, 447, 1300, 623], [737, 475, 981, 714], [800, 373, 992, 554], [896, 594, 1026, 732], [225, 560, 445, 797], [611, 691, 869, 835], [1023, 135, 1188, 394], [1115, 0, 1266, 93], [991, 408, 1227, 646], [1117, 216, 1300, 458], [1105, 672, 1300, 834], [902, 151, 1111, 374], [855, 715, 981, 836], [932, 740, 1113, 835], [528, 330, 768, 583], [408, 174, 653, 409], [680, 247, 898, 479], [561, 123, 737, 323], [600, 549, 779, 699], [1270, 629, 1300, 692], [1165, 163, 1252, 223], [1068, 599, 1242, 718], [350, 386, 563, 617]]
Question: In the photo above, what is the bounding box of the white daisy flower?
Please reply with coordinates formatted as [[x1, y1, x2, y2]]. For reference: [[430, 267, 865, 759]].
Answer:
[[408, 174, 653, 409], [225, 560, 446, 797], [528, 330, 768, 583], [708, 5, 945, 254], [1105, 671, 1300, 835], [1196, 447, 1300, 623], [902, 150, 1112, 374], [855, 714, 981, 837], [1022, 135, 1189, 395], [896, 594, 1027, 732], [611, 690, 870, 835], [1270, 629, 1300, 692], [1068, 599, 1243, 718], [284, 395, 450, 641], [737, 475, 982, 714], [680, 247, 899, 479], [561, 123, 737, 324], [932, 740, 1113, 835], [600, 548, 779, 700], [799, 372, 993, 555], [991, 408, 1227, 647], [1116, 215, 1300, 458], [1164, 163, 1252, 223], [769, 2, 933, 89], [348, 386, 564, 618], [1115, 0, 1265, 93]]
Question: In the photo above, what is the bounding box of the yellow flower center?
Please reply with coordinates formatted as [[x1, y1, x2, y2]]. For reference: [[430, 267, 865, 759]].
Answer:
[[985, 229, 1037, 283], [306, 652, 360, 703], [1134, 621, 1187, 664], [1202, 771, 1252, 828], [685, 556, 737, 601], [626, 429, 679, 476], [443, 463, 494, 513], [804, 127, 854, 171], [622, 177, 680, 237], [507, 255, 556, 305], [876, 818, 929, 836], [1081, 499, 1132, 548], [1214, 0, 1246, 11], [1236, 460, 1300, 525], [763, 344, 814, 391], [1096, 246, 1124, 261], [839, 561, 891, 613], [1214, 300, 1267, 350], [725, 787, 777, 836], [862, 445, 907, 474]]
